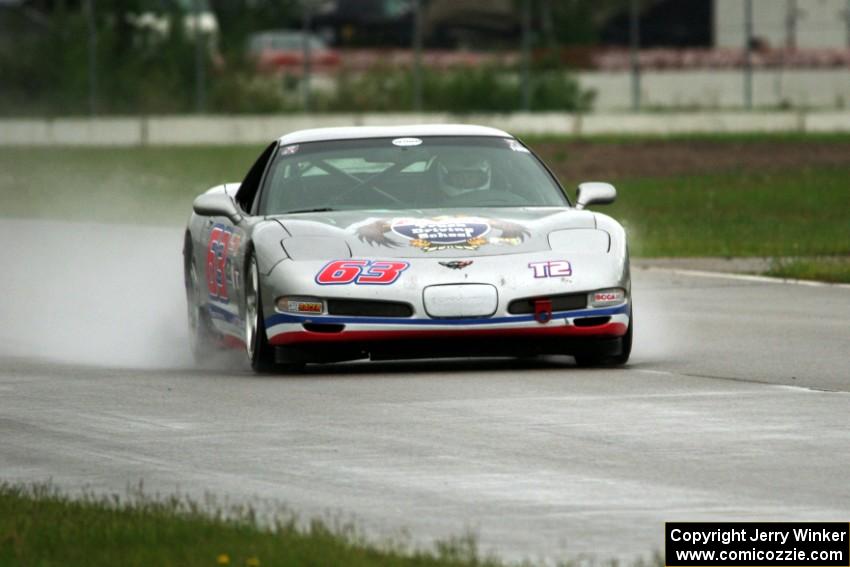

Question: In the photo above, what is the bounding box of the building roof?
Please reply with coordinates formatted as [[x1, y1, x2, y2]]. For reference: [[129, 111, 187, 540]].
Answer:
[[278, 124, 512, 145]]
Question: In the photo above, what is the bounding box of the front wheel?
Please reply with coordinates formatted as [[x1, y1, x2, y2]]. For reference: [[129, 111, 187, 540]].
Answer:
[[574, 309, 633, 368], [244, 253, 275, 372]]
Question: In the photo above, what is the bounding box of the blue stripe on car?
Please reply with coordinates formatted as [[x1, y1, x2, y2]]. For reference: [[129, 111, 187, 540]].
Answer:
[[265, 304, 629, 328]]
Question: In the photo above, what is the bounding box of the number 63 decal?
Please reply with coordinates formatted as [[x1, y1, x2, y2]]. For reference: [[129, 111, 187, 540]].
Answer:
[[315, 259, 409, 285]]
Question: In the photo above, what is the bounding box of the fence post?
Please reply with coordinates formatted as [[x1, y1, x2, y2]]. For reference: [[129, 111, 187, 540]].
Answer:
[[85, 0, 97, 116], [412, 0, 423, 112], [846, 0, 850, 47], [629, 0, 641, 111], [301, 2, 313, 112], [193, 0, 206, 113], [520, 0, 532, 111], [744, 0, 753, 109]]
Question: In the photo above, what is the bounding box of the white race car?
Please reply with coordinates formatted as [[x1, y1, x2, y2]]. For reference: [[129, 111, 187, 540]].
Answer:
[[183, 124, 631, 371]]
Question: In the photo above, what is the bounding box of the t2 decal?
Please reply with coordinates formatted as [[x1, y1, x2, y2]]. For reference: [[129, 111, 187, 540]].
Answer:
[[528, 260, 572, 278], [315, 260, 410, 285]]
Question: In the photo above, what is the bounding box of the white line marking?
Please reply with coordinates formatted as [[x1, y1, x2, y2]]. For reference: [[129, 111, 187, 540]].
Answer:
[[643, 267, 850, 289], [635, 369, 849, 395], [772, 384, 850, 395]]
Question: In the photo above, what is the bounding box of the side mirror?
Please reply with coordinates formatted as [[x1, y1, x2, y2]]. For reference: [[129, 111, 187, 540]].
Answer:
[[576, 182, 616, 210], [193, 192, 242, 223]]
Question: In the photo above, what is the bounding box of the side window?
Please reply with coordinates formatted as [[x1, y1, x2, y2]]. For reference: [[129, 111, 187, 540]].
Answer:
[[235, 142, 276, 214]]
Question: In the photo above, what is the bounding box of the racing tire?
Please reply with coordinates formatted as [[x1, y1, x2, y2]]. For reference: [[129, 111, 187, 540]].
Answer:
[[185, 249, 218, 364], [574, 309, 633, 368], [244, 252, 276, 373]]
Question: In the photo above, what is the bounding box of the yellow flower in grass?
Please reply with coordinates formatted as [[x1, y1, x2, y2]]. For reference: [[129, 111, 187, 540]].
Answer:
[[216, 554, 230, 565], [246, 557, 261, 567]]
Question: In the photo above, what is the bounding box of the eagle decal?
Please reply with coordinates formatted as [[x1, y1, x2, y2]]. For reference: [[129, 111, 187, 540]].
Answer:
[[355, 218, 399, 247], [353, 216, 530, 252]]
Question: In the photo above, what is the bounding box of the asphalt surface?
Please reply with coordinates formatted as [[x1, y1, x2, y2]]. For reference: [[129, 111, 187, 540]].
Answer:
[[2, 220, 849, 562]]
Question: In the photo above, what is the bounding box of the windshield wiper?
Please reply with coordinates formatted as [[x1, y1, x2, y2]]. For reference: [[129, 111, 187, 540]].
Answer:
[[280, 207, 337, 215]]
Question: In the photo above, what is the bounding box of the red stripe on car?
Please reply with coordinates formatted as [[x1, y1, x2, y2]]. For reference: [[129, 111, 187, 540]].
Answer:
[[268, 322, 627, 346]]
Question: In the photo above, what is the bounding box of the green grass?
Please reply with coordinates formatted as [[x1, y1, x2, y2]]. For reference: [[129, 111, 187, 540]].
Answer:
[[763, 257, 850, 283], [0, 483, 511, 567], [1, 142, 848, 260], [0, 146, 262, 226], [608, 167, 850, 257]]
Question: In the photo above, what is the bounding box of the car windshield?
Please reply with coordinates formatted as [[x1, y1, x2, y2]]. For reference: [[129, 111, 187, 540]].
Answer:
[[259, 136, 569, 215]]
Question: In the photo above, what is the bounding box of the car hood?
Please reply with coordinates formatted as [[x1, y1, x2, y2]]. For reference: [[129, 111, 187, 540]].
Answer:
[[272, 207, 598, 259]]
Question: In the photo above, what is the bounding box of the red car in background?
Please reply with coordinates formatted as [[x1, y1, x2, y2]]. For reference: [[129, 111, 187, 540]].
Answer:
[[248, 30, 340, 75]]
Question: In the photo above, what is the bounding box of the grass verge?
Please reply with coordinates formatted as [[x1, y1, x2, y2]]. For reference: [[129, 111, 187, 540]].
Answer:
[[608, 167, 850, 257], [0, 483, 508, 567], [763, 257, 850, 284], [0, 146, 262, 226]]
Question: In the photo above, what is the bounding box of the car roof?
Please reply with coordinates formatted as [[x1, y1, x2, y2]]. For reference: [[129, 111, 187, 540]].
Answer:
[[277, 124, 513, 145]]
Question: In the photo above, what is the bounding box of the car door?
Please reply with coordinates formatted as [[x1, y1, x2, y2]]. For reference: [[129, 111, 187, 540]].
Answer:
[[203, 142, 277, 342]]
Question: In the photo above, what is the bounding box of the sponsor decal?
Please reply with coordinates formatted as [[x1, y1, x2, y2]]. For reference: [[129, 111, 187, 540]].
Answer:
[[275, 296, 325, 314], [206, 224, 242, 303], [392, 137, 423, 147], [354, 216, 529, 252], [288, 301, 322, 313], [315, 259, 409, 285], [439, 260, 474, 270], [528, 260, 572, 278], [506, 139, 530, 153], [392, 218, 489, 251]]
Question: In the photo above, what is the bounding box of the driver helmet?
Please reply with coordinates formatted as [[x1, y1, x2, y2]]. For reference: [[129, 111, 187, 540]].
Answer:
[[437, 154, 492, 197]]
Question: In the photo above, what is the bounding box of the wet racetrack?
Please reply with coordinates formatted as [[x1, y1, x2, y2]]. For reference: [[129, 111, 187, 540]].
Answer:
[[2, 220, 849, 562]]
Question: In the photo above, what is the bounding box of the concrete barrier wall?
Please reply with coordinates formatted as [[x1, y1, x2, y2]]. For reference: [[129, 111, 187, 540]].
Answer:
[[1, 111, 848, 146], [581, 70, 850, 111]]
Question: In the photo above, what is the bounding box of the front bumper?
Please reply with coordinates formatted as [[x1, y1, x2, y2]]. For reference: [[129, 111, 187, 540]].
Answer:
[[265, 303, 630, 362]]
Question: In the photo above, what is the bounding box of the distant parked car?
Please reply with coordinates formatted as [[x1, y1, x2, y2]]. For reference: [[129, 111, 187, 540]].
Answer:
[[248, 30, 340, 75]]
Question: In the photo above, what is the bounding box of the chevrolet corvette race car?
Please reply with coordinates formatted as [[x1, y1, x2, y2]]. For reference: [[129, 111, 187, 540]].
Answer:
[[183, 124, 631, 371]]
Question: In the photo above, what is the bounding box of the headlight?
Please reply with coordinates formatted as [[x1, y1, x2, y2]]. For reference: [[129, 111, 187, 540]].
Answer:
[[589, 288, 627, 307], [275, 296, 324, 314], [548, 229, 610, 253], [281, 237, 351, 261]]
